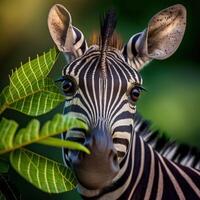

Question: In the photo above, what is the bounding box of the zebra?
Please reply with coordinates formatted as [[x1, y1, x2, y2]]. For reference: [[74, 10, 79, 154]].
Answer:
[[48, 4, 200, 200]]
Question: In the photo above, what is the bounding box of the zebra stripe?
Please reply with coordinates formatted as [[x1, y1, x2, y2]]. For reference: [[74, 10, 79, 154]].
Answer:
[[60, 28, 200, 200], [122, 33, 151, 70], [79, 128, 200, 199]]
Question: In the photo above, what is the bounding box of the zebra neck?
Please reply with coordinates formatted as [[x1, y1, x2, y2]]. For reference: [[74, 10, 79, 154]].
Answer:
[[134, 114, 200, 170], [79, 117, 200, 200], [115, 131, 200, 200], [79, 129, 200, 200]]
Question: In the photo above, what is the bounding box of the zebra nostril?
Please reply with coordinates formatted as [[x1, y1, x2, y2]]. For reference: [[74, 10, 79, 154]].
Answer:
[[109, 150, 118, 166], [113, 153, 118, 168], [113, 154, 118, 163]]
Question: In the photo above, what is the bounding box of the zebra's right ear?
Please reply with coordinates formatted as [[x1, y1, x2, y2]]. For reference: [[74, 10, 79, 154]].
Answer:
[[122, 4, 186, 71], [48, 4, 88, 61]]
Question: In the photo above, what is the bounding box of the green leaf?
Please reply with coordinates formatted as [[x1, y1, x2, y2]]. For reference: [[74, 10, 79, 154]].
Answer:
[[0, 119, 18, 150], [38, 137, 90, 154], [9, 48, 57, 99], [0, 48, 65, 116], [0, 114, 89, 155], [10, 149, 76, 193], [3, 78, 65, 116]]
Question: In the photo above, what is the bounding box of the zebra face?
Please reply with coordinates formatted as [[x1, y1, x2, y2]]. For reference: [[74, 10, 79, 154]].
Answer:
[[62, 45, 143, 151], [60, 45, 143, 189], [48, 4, 186, 191]]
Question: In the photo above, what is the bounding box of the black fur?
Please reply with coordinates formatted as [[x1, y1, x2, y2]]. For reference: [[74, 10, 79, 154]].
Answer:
[[100, 9, 117, 51]]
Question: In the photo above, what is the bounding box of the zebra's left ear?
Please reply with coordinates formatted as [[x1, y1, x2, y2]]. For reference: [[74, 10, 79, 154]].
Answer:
[[122, 4, 186, 70], [48, 4, 88, 62]]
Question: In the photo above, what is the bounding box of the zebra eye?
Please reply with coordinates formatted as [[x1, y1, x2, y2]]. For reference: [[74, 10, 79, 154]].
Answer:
[[62, 77, 77, 96], [130, 87, 141, 103]]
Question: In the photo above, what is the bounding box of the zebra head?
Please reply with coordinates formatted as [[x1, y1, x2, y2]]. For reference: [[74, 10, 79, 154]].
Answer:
[[48, 4, 186, 191]]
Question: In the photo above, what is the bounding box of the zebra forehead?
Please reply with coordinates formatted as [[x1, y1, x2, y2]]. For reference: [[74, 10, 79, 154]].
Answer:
[[62, 45, 142, 85]]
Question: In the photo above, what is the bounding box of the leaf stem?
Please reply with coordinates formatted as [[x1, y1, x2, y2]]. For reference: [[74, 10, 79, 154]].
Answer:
[[37, 137, 91, 155], [0, 103, 7, 115]]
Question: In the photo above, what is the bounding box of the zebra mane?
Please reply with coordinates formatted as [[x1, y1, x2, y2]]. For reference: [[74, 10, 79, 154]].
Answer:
[[90, 32, 122, 49], [134, 113, 200, 170], [100, 9, 117, 78]]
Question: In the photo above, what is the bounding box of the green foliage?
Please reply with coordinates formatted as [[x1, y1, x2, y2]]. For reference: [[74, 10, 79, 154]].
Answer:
[[10, 149, 76, 193], [37, 137, 90, 154], [0, 114, 89, 155], [0, 48, 65, 116], [0, 48, 90, 196]]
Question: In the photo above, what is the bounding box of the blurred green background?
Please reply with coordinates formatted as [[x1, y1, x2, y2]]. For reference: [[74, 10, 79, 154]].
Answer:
[[0, 0, 200, 199]]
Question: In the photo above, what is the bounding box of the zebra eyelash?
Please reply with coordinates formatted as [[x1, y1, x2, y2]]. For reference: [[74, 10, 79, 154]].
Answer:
[[128, 84, 147, 94], [55, 75, 74, 82], [55, 77, 66, 82], [135, 85, 147, 92]]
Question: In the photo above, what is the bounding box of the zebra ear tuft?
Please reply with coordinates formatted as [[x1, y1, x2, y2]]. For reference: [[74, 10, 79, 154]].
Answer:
[[122, 4, 186, 71], [48, 4, 88, 60]]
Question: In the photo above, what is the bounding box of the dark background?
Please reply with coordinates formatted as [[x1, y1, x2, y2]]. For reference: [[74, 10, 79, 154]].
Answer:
[[0, 0, 200, 199]]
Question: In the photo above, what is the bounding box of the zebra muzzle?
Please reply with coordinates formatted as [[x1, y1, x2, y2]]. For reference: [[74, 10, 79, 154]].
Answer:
[[70, 126, 120, 190]]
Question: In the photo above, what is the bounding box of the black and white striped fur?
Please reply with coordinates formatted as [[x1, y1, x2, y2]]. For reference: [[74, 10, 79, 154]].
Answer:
[[135, 114, 200, 170], [79, 115, 200, 199], [48, 4, 200, 200]]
